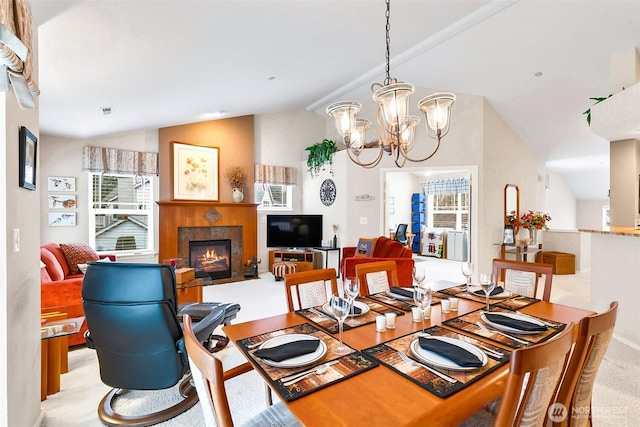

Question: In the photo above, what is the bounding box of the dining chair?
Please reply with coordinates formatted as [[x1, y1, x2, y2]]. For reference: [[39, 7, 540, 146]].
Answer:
[[283, 268, 339, 312], [491, 258, 554, 301], [182, 314, 301, 427], [454, 322, 575, 427], [551, 301, 618, 427], [355, 260, 400, 295]]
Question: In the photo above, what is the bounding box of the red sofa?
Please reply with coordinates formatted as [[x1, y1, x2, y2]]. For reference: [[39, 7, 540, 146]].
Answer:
[[340, 236, 415, 286], [40, 243, 115, 346]]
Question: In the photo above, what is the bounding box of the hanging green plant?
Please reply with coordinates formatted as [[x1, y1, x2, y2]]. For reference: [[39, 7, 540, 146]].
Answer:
[[305, 139, 337, 178], [583, 94, 612, 126]]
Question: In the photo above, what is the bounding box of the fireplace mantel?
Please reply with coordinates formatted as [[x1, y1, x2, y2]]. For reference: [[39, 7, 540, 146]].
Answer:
[[158, 201, 258, 282]]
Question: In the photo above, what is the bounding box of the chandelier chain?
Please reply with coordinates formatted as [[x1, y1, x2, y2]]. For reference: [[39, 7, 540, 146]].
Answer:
[[384, 0, 391, 85]]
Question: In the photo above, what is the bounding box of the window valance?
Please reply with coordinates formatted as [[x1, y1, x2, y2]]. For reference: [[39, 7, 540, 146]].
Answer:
[[254, 164, 297, 185], [423, 178, 469, 195], [82, 146, 159, 176]]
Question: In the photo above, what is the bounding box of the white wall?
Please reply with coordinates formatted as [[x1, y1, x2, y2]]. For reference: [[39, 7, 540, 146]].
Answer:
[[385, 171, 416, 235], [577, 199, 609, 229], [544, 172, 577, 230]]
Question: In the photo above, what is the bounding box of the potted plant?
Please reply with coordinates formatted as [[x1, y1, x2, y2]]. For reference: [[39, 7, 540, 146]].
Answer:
[[224, 165, 247, 203], [305, 139, 337, 178]]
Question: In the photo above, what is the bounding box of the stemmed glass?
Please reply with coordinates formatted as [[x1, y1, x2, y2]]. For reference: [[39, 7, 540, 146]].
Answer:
[[461, 261, 474, 293], [330, 293, 351, 355], [344, 277, 360, 317], [413, 265, 426, 287], [479, 273, 496, 311], [413, 286, 433, 336]]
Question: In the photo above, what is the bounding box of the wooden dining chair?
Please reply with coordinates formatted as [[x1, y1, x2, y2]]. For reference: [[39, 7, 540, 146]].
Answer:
[[551, 301, 618, 427], [491, 258, 554, 301], [454, 323, 575, 427], [283, 268, 339, 312], [182, 314, 301, 427], [355, 260, 400, 295]]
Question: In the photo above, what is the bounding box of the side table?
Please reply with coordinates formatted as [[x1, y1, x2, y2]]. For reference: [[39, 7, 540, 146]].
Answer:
[[313, 247, 341, 278]]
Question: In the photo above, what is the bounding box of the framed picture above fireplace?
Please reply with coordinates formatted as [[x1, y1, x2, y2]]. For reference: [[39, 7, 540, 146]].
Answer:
[[172, 141, 219, 201]]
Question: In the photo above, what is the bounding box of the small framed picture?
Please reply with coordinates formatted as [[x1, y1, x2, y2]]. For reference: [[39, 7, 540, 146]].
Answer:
[[48, 176, 76, 192], [503, 225, 515, 245], [48, 212, 76, 227], [19, 126, 37, 190], [48, 194, 77, 209]]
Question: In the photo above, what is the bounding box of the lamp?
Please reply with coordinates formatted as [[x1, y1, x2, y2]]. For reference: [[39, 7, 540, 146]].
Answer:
[[326, 0, 456, 168]]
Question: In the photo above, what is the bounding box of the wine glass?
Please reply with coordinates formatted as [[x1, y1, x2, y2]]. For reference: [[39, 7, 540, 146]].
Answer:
[[461, 262, 474, 293], [344, 277, 360, 317], [479, 273, 496, 311], [330, 294, 351, 355], [413, 286, 432, 336], [413, 265, 426, 287]]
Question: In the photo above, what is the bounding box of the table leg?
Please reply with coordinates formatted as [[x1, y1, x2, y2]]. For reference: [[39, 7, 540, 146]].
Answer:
[[41, 342, 48, 401], [47, 337, 62, 395]]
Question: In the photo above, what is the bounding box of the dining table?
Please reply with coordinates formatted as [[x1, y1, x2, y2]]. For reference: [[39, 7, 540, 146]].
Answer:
[[223, 284, 594, 427]]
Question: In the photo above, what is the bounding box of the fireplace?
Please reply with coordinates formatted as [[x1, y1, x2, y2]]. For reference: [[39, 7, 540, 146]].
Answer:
[[189, 239, 232, 280]]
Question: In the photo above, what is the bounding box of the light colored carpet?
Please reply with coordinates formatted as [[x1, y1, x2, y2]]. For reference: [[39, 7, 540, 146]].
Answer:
[[40, 265, 640, 426]]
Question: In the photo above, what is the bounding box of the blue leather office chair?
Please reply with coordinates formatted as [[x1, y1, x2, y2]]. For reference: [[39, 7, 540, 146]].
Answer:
[[82, 262, 237, 426]]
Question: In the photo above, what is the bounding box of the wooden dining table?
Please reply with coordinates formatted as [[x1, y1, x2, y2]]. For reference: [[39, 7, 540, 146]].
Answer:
[[223, 294, 593, 426]]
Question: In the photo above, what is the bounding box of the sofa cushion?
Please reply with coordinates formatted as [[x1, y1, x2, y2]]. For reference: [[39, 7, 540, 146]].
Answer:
[[41, 246, 65, 281], [373, 236, 412, 258], [354, 238, 377, 258], [60, 243, 100, 275]]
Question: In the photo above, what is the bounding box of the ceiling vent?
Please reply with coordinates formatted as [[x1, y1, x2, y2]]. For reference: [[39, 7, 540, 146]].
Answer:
[[102, 106, 114, 115]]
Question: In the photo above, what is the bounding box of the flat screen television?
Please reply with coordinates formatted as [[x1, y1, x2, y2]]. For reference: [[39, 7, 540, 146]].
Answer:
[[267, 214, 323, 249]]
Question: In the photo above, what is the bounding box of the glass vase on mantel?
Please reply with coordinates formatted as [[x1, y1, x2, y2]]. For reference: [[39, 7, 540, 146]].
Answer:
[[232, 188, 244, 203]]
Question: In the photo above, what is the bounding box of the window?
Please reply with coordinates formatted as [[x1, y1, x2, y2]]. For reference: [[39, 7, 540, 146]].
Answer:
[[424, 178, 469, 230], [255, 183, 292, 210], [88, 173, 155, 253]]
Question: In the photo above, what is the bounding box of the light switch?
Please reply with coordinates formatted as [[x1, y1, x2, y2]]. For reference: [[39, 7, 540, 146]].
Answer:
[[13, 229, 20, 253]]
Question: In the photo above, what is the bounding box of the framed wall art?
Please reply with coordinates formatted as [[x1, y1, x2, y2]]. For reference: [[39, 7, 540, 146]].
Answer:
[[48, 194, 77, 209], [503, 225, 515, 245], [172, 141, 219, 201], [48, 212, 76, 227], [19, 126, 37, 190], [47, 176, 76, 191]]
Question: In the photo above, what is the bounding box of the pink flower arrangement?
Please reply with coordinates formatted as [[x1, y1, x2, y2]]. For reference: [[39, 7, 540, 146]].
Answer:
[[516, 210, 551, 230]]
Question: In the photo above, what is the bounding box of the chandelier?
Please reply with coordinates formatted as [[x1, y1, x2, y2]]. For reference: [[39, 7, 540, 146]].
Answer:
[[326, 0, 455, 168]]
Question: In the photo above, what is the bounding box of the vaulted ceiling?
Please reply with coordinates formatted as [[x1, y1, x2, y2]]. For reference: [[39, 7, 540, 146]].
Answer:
[[30, 0, 640, 200]]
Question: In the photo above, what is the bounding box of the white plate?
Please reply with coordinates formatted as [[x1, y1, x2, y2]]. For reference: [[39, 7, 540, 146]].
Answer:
[[322, 300, 370, 317], [257, 334, 327, 368], [471, 287, 513, 299], [386, 288, 414, 301], [481, 312, 547, 335], [410, 337, 487, 371]]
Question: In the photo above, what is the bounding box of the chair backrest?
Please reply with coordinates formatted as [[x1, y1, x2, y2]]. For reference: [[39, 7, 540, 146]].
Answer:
[[491, 258, 554, 301], [355, 260, 400, 295], [82, 262, 187, 390], [284, 268, 338, 312], [495, 323, 575, 427], [183, 314, 234, 427], [395, 224, 408, 244], [552, 301, 618, 427]]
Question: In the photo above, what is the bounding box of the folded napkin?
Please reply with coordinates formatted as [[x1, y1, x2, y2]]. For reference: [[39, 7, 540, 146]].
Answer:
[[484, 313, 547, 332], [389, 287, 414, 298], [473, 286, 504, 297], [418, 337, 483, 368], [350, 305, 362, 315], [254, 339, 320, 362]]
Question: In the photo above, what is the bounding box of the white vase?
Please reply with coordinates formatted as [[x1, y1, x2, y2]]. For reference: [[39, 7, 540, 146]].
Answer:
[[516, 227, 531, 245], [232, 188, 244, 203]]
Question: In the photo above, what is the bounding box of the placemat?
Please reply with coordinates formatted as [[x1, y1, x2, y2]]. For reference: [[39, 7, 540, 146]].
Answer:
[[362, 325, 510, 398], [438, 285, 540, 309], [442, 307, 566, 349], [236, 323, 378, 402], [295, 297, 405, 334], [367, 291, 444, 312]]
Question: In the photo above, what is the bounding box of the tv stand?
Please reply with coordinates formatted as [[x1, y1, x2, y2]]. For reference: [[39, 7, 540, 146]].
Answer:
[[269, 249, 323, 273]]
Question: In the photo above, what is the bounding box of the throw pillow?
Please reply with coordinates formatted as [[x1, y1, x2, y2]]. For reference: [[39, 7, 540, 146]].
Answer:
[[60, 243, 99, 275], [354, 238, 377, 258]]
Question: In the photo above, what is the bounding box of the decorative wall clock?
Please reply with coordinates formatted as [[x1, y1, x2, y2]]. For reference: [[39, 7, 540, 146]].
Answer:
[[320, 179, 336, 206]]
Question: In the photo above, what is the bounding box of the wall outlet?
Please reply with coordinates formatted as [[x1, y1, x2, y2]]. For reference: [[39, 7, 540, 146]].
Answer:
[[360, 217, 368, 225]]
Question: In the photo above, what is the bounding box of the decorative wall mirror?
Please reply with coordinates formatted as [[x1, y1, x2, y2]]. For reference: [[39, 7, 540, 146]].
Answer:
[[504, 184, 519, 226]]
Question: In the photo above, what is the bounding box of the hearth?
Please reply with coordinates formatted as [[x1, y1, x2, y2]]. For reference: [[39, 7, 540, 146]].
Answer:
[[189, 239, 232, 280]]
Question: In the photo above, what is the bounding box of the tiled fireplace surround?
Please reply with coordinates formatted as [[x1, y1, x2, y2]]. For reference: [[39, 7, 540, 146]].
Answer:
[[158, 201, 258, 283]]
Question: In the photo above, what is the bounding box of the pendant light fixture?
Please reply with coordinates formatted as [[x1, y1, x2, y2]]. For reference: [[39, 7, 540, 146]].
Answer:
[[326, 0, 456, 168]]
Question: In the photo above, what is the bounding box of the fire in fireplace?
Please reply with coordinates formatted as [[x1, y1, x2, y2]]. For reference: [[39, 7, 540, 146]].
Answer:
[[189, 239, 232, 280]]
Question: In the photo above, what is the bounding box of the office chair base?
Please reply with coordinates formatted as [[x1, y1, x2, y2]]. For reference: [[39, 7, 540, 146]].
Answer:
[[97, 377, 198, 427]]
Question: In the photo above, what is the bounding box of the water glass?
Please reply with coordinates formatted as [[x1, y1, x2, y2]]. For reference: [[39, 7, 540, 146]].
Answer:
[[479, 273, 496, 311], [331, 294, 350, 355], [461, 262, 474, 293], [344, 277, 360, 317]]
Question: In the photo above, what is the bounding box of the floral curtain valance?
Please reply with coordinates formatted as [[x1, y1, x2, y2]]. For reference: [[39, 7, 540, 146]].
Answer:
[[254, 164, 297, 185], [82, 146, 159, 176], [423, 178, 469, 195]]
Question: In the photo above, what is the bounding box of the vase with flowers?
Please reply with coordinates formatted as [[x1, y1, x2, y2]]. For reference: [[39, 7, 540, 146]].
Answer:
[[332, 224, 339, 248], [225, 166, 247, 203], [514, 210, 551, 244]]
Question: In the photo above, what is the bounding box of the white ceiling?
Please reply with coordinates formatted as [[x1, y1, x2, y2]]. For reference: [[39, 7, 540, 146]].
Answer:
[[30, 0, 640, 201]]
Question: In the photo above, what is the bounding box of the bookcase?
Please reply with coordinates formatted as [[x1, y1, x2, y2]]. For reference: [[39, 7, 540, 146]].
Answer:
[[411, 193, 425, 253], [268, 249, 323, 272]]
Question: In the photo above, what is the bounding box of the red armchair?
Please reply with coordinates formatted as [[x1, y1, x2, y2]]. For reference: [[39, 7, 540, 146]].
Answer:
[[340, 236, 415, 286]]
